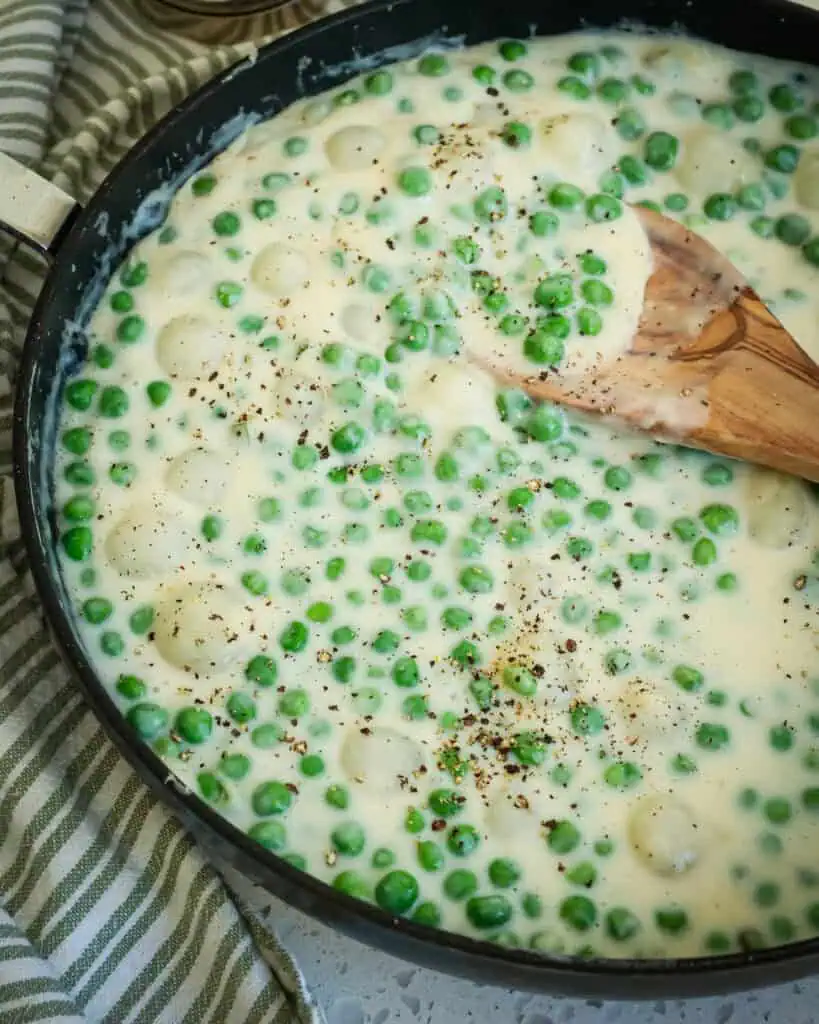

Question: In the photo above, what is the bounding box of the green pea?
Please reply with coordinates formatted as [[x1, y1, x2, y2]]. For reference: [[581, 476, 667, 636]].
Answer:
[[560, 895, 597, 932], [252, 195, 277, 219], [124, 605, 153, 639], [99, 630, 124, 657], [692, 537, 717, 566], [729, 69, 759, 95], [671, 516, 697, 542], [474, 186, 508, 222], [581, 279, 613, 307], [802, 787, 819, 812], [322, 784, 350, 811], [410, 902, 441, 928], [548, 182, 584, 210], [397, 166, 433, 197], [776, 213, 811, 246], [672, 664, 704, 692], [115, 674, 145, 701], [277, 619, 308, 654], [506, 731, 544, 766], [212, 211, 240, 236], [247, 819, 287, 850], [547, 820, 580, 854], [486, 858, 521, 889], [458, 566, 494, 594], [786, 113, 818, 140], [770, 82, 803, 112], [283, 136, 307, 157], [614, 106, 646, 141], [597, 77, 628, 103], [215, 281, 243, 308], [603, 761, 642, 788], [465, 894, 512, 930], [603, 465, 631, 491], [803, 237, 819, 266], [751, 215, 775, 239], [704, 193, 737, 221], [109, 459, 136, 485], [733, 95, 764, 122], [278, 687, 310, 718], [696, 722, 731, 750], [503, 69, 533, 92], [252, 780, 292, 816], [62, 526, 93, 561], [175, 707, 212, 744], [331, 821, 366, 857], [365, 69, 393, 94], [65, 379, 99, 412], [498, 38, 526, 61], [126, 702, 168, 739], [502, 664, 537, 698], [146, 380, 171, 408], [412, 840, 442, 873], [558, 75, 590, 100], [567, 50, 600, 78], [251, 724, 283, 749], [584, 500, 611, 521], [120, 261, 147, 287], [391, 657, 419, 689], [700, 503, 739, 536], [220, 753, 251, 781], [92, 343, 114, 368], [64, 461, 94, 487], [62, 494, 94, 523], [375, 869, 418, 915], [196, 514, 222, 543], [529, 210, 559, 237], [769, 724, 795, 751], [447, 824, 480, 857], [663, 192, 689, 212], [619, 155, 648, 185], [331, 870, 370, 900], [406, 560, 432, 583], [765, 144, 800, 174], [534, 273, 574, 309], [585, 193, 621, 222], [226, 692, 256, 725], [116, 315, 145, 343], [570, 703, 605, 735], [524, 323, 566, 365], [655, 906, 689, 934], [644, 131, 679, 171], [500, 119, 533, 150], [444, 869, 478, 901], [418, 53, 449, 76]]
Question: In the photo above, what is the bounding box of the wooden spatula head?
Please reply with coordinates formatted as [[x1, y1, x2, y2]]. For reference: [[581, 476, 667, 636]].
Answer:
[[479, 206, 819, 483]]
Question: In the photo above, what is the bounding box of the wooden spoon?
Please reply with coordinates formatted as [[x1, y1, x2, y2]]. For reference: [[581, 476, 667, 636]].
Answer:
[[476, 206, 819, 483]]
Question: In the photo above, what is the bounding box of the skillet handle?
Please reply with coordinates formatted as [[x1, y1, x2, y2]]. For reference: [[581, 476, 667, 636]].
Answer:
[[0, 151, 80, 259]]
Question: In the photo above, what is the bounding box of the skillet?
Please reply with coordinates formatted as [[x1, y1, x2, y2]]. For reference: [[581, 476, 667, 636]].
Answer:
[[7, 0, 819, 997]]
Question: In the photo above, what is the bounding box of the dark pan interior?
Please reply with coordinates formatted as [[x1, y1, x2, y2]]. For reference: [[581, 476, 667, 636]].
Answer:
[[14, 0, 819, 997]]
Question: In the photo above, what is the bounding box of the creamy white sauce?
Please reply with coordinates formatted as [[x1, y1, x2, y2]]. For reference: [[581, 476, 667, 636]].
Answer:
[[55, 32, 819, 957]]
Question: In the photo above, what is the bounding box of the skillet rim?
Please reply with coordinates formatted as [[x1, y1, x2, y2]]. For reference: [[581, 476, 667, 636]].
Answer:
[[13, 0, 819, 996]]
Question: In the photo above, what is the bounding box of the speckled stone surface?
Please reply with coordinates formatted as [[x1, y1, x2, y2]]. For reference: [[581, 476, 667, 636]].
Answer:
[[222, 868, 818, 1024]]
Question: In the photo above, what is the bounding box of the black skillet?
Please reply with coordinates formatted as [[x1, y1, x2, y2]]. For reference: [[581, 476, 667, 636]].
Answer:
[[9, 0, 819, 998]]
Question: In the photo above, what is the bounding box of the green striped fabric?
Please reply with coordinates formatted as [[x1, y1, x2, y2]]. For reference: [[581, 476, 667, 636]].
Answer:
[[0, 0, 358, 1020]]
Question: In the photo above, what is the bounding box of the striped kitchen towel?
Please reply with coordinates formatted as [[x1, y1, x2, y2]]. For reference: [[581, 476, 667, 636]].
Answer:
[[0, 0, 356, 1020]]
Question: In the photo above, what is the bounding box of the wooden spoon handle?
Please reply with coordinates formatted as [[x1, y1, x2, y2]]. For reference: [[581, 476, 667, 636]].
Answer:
[[672, 288, 819, 481]]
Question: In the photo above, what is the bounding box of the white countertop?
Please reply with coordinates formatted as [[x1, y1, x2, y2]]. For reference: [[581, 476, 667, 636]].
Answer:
[[225, 866, 819, 1024], [271, 896, 819, 1024]]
